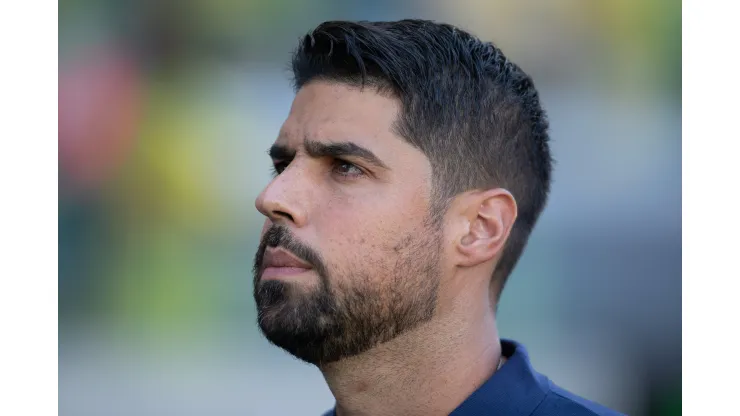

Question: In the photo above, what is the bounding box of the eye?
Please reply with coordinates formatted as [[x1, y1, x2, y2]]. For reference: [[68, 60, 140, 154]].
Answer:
[[332, 159, 364, 178]]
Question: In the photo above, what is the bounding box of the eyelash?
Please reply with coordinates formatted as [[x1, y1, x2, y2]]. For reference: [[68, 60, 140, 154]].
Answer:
[[270, 159, 365, 179], [270, 162, 289, 177]]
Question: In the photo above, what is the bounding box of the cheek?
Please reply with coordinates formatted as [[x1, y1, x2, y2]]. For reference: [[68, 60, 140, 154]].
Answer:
[[315, 193, 422, 261], [316, 199, 382, 247]]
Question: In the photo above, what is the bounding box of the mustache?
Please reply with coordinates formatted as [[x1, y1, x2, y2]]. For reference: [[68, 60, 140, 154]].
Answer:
[[253, 225, 329, 279]]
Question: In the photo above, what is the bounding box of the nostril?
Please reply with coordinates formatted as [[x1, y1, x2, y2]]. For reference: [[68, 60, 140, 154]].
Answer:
[[274, 210, 294, 222]]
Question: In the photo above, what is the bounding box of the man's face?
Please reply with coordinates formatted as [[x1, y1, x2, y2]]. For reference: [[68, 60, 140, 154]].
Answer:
[[253, 81, 444, 365]]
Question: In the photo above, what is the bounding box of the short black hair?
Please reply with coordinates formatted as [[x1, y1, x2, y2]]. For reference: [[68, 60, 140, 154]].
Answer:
[[291, 19, 552, 300]]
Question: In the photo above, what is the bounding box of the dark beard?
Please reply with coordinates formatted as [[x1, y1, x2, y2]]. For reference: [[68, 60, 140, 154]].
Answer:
[[253, 224, 441, 366]]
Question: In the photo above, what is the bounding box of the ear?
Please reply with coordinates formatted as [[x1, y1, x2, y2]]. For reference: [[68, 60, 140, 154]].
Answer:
[[454, 189, 517, 268]]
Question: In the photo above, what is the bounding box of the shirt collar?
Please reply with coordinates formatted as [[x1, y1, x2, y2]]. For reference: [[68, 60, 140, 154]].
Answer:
[[449, 339, 549, 415]]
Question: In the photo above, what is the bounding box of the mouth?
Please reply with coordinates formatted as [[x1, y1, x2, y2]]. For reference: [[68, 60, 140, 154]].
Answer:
[[261, 247, 314, 280]]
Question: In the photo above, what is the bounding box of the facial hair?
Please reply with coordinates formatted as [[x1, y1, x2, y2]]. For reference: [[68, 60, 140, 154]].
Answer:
[[253, 222, 442, 366]]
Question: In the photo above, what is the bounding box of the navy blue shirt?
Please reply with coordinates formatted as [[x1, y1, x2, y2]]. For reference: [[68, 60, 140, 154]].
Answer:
[[322, 339, 625, 416]]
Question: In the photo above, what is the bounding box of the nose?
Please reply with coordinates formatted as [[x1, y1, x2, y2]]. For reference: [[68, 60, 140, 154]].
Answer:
[[255, 166, 309, 227]]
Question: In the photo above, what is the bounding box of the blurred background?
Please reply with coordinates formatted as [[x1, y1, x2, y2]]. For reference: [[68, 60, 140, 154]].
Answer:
[[58, 0, 681, 415]]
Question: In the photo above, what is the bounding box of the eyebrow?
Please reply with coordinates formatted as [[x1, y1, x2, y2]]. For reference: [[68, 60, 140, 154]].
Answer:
[[269, 139, 390, 171]]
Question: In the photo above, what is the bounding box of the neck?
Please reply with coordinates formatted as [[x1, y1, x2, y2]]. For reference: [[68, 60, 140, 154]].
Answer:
[[319, 291, 501, 416]]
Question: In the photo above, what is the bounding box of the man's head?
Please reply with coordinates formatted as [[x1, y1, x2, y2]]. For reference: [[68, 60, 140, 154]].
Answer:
[[253, 19, 552, 366]]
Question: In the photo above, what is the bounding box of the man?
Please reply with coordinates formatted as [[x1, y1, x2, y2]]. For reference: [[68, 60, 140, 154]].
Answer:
[[252, 19, 624, 416]]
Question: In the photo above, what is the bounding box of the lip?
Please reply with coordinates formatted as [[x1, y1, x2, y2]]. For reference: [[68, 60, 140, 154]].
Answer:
[[261, 247, 313, 280]]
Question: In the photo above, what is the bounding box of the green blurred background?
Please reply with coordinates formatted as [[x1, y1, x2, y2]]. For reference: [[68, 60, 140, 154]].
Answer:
[[59, 1, 681, 415]]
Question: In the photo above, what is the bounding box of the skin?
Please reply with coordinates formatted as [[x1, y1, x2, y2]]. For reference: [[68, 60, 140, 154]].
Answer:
[[254, 81, 518, 416]]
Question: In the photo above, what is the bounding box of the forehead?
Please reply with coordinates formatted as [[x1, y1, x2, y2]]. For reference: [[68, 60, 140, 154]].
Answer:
[[276, 82, 422, 164]]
